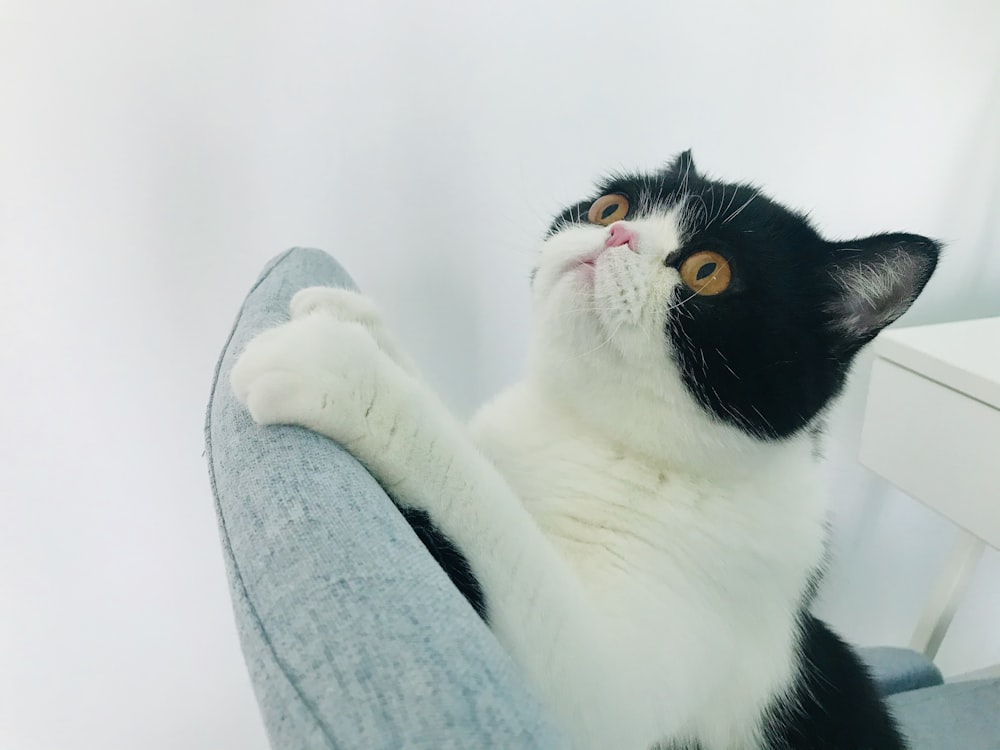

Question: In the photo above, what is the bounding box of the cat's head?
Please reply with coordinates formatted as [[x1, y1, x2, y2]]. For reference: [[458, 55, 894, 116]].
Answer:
[[529, 152, 939, 466]]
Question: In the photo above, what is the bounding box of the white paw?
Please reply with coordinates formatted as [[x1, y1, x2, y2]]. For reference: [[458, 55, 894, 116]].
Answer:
[[230, 315, 383, 443], [290, 286, 418, 376], [290, 286, 383, 325]]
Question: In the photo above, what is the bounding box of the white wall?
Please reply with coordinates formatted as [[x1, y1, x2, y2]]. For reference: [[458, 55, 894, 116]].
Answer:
[[2, 1, 998, 748]]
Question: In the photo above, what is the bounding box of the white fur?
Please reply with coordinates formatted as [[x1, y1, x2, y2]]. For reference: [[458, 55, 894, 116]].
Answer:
[[231, 210, 830, 749]]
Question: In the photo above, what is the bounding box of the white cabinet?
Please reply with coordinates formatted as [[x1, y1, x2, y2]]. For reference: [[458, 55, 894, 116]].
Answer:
[[860, 317, 1000, 657]]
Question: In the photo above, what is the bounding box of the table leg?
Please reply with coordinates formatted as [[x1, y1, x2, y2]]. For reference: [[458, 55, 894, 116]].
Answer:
[[909, 529, 986, 659]]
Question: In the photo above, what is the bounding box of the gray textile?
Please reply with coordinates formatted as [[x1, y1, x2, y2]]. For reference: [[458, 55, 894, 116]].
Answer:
[[891, 678, 1000, 749], [206, 247, 998, 749], [205, 248, 569, 749], [860, 646, 944, 696]]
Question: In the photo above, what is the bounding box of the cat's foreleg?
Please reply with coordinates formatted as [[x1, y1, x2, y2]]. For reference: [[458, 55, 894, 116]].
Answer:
[[230, 304, 645, 750]]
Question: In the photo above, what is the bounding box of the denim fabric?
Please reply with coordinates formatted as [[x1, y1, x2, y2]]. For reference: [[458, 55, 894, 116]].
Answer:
[[205, 248, 570, 750], [857, 646, 944, 696]]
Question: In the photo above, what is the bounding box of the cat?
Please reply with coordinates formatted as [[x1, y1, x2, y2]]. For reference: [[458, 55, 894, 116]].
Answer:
[[230, 151, 939, 749]]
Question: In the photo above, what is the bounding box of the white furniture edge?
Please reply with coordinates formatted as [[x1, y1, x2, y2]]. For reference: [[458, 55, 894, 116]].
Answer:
[[864, 318, 1000, 663]]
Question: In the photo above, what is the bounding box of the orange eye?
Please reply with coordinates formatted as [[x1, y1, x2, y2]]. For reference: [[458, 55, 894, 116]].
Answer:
[[679, 251, 732, 296], [587, 194, 629, 226]]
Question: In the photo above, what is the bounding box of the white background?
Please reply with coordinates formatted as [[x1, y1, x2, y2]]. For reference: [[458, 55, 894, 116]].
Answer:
[[2, 1, 999, 748]]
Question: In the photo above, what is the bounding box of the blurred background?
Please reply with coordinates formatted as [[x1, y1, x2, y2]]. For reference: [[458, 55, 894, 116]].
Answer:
[[2, 1, 998, 748]]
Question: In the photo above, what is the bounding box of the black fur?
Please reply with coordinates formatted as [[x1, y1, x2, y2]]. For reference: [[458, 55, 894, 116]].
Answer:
[[653, 615, 909, 750], [399, 507, 487, 620], [763, 614, 907, 749]]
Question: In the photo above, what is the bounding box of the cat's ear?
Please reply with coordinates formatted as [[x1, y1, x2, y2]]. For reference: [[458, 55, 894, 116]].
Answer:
[[823, 233, 940, 350], [669, 150, 698, 179]]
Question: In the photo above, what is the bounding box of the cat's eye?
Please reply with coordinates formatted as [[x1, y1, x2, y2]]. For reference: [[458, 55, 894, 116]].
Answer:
[[587, 194, 630, 226], [679, 251, 732, 296]]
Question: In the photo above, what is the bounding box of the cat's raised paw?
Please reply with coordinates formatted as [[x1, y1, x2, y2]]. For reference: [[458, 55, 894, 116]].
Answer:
[[290, 287, 382, 326], [230, 316, 383, 441], [290, 286, 419, 377]]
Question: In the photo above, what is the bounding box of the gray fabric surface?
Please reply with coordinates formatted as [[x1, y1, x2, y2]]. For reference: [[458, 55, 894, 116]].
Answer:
[[205, 247, 569, 750], [858, 646, 944, 696], [890, 678, 1000, 749]]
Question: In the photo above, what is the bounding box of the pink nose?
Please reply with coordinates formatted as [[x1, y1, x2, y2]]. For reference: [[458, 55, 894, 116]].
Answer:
[[605, 223, 637, 251]]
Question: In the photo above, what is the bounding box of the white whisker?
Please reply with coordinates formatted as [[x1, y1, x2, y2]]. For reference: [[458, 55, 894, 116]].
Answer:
[[717, 187, 740, 227], [723, 191, 759, 224]]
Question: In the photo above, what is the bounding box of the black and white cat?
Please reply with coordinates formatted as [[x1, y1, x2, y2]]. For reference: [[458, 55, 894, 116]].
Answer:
[[231, 152, 939, 749]]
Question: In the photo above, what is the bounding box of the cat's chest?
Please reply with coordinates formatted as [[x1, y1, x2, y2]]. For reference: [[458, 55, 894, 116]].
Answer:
[[470, 388, 828, 747], [503, 444, 817, 603], [471, 393, 827, 617]]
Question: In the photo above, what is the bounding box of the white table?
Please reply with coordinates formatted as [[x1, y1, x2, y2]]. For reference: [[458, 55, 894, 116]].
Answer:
[[860, 316, 1000, 658]]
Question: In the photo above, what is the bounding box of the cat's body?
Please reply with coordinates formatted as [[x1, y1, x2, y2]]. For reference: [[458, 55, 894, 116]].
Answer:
[[232, 153, 938, 749], [470, 383, 823, 748]]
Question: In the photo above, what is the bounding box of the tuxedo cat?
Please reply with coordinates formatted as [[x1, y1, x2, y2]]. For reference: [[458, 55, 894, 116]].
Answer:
[[231, 152, 938, 749]]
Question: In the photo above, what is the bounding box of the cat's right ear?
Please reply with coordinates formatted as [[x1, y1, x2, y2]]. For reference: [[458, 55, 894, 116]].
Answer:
[[822, 233, 941, 353]]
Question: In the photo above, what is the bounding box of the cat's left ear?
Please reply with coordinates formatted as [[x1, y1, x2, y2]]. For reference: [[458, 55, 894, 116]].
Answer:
[[669, 149, 698, 178], [823, 233, 941, 350]]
